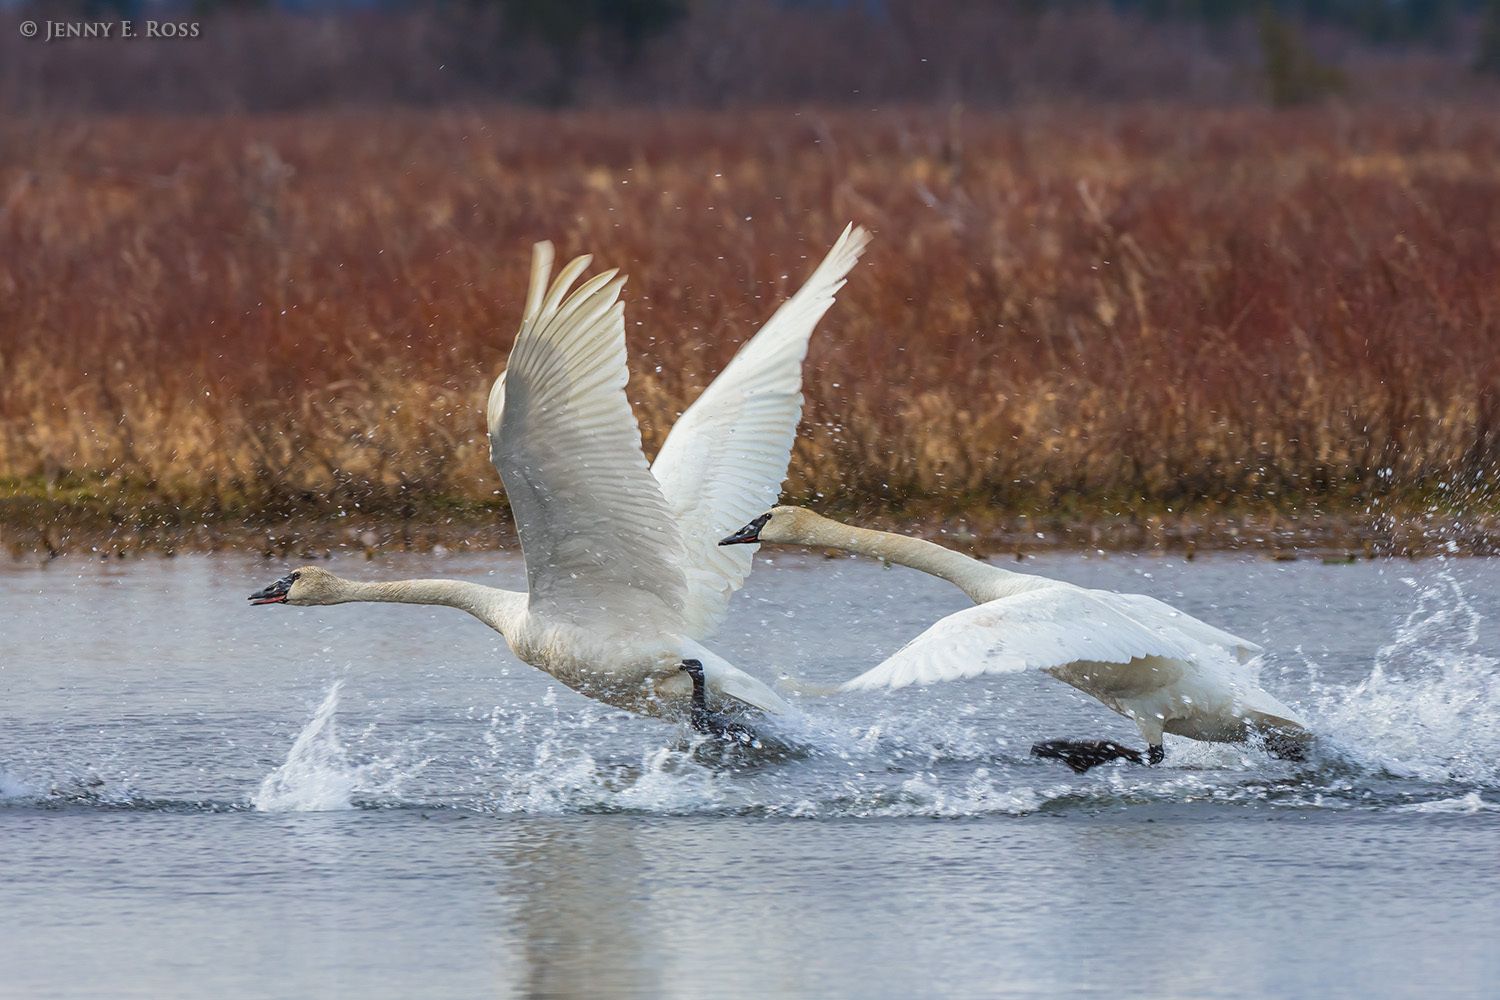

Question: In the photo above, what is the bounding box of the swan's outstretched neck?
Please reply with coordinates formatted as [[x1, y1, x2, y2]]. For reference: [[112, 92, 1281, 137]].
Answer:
[[796, 515, 1026, 604], [335, 578, 524, 634]]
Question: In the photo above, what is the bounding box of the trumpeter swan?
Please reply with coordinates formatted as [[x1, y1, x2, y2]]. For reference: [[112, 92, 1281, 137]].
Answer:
[[250, 227, 870, 728], [720, 506, 1311, 770]]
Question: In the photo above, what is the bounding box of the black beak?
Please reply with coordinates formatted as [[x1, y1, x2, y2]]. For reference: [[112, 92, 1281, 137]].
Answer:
[[249, 574, 294, 606], [719, 513, 770, 546]]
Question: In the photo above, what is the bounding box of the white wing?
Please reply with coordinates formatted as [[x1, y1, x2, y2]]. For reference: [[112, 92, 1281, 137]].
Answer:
[[489, 242, 688, 631], [652, 224, 871, 638], [840, 585, 1219, 692], [1104, 591, 1261, 663]]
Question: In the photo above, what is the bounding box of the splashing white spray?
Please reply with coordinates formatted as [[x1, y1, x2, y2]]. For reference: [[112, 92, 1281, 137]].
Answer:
[[0, 769, 31, 800], [253, 680, 396, 812], [1313, 567, 1500, 787]]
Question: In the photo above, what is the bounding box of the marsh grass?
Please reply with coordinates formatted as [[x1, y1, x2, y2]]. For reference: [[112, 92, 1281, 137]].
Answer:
[[2, 106, 1498, 554]]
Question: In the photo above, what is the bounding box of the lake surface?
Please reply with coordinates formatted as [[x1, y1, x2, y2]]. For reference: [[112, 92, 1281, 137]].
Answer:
[[2, 550, 1497, 999]]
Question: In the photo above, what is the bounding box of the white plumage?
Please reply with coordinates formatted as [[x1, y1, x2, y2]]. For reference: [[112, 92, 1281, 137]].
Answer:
[[254, 228, 869, 722], [843, 587, 1229, 691], [489, 256, 689, 632], [652, 223, 870, 639], [729, 506, 1308, 755]]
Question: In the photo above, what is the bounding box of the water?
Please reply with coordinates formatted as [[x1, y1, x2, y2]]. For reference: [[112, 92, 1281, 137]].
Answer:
[[2, 550, 1498, 998]]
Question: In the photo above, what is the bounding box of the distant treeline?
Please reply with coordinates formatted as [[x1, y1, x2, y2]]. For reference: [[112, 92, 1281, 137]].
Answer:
[[82, 0, 1495, 45], [3, 0, 1498, 113], [1114, 0, 1483, 41]]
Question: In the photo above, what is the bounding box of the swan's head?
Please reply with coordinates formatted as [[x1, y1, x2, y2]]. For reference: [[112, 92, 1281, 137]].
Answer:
[[248, 566, 339, 606], [719, 506, 818, 547], [679, 659, 705, 682]]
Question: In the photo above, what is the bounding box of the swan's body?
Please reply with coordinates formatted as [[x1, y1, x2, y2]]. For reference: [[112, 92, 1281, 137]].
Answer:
[[722, 507, 1310, 764], [252, 227, 870, 721]]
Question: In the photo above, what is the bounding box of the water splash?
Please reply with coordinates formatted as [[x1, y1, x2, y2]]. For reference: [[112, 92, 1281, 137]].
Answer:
[[253, 680, 401, 812], [11, 562, 1496, 821], [1310, 566, 1500, 787], [1395, 792, 1495, 814], [483, 731, 726, 815], [0, 769, 32, 800]]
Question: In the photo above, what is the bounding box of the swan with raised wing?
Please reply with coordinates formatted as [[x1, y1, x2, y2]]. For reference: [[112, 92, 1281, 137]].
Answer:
[[720, 506, 1311, 770], [250, 227, 870, 728]]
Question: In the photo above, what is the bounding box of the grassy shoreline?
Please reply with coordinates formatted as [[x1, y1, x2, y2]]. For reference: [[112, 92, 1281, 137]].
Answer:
[[5, 489, 1496, 561]]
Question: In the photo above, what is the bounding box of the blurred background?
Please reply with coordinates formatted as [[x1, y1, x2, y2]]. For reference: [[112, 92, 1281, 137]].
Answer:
[[3, 0, 1500, 111], [1, 0, 1498, 556]]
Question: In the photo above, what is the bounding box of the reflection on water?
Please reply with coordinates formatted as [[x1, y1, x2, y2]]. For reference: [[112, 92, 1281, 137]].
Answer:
[[2, 551, 1498, 998], [498, 820, 658, 997]]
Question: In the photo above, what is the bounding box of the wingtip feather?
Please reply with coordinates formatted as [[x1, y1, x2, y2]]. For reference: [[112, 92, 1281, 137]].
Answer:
[[523, 242, 555, 325], [538, 253, 594, 320]]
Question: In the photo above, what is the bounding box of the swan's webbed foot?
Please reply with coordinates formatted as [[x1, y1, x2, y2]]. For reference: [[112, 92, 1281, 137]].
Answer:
[[1031, 739, 1160, 774], [680, 659, 761, 746], [1261, 728, 1310, 762], [698, 715, 762, 746]]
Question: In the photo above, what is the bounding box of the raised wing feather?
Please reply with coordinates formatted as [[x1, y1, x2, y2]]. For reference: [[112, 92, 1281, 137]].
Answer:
[[489, 243, 688, 631], [840, 585, 1218, 692], [652, 224, 871, 639]]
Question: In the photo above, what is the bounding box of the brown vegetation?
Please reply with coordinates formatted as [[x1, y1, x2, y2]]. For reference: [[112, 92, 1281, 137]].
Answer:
[[3, 106, 1499, 555]]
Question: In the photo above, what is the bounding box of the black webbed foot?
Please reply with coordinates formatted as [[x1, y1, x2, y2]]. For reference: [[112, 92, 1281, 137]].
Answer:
[[1261, 728, 1309, 761], [680, 659, 762, 746], [1031, 738, 1159, 774]]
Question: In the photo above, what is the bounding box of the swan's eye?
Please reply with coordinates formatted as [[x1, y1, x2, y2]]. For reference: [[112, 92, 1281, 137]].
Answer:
[[291, 572, 301, 582]]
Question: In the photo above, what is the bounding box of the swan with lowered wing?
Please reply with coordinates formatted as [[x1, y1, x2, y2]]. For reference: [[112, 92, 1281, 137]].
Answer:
[[720, 506, 1311, 771]]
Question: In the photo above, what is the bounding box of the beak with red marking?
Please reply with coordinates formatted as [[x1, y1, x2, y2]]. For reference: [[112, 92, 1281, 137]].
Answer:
[[249, 573, 295, 605], [719, 513, 770, 546]]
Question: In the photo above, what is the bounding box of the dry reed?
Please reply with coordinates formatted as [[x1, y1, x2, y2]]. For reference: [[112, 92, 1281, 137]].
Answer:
[[2, 106, 1498, 554]]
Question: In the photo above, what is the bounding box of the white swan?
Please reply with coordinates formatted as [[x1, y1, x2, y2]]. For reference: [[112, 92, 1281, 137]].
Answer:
[[250, 226, 870, 724], [720, 506, 1311, 770]]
